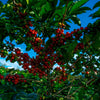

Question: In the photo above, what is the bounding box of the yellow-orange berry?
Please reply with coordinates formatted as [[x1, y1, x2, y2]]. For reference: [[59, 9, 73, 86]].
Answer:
[[58, 22, 62, 25], [18, 3, 22, 7]]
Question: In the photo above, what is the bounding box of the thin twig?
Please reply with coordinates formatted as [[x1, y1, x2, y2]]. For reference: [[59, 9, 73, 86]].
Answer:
[[88, 90, 98, 100], [68, 86, 72, 95], [70, 78, 96, 96], [67, 41, 92, 69], [52, 85, 74, 97], [62, 0, 69, 24]]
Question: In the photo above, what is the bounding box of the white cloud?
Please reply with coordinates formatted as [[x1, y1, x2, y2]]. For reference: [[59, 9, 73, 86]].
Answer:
[[0, 59, 24, 71], [95, 56, 99, 60], [73, 54, 78, 59], [53, 63, 60, 69], [0, 58, 61, 74]]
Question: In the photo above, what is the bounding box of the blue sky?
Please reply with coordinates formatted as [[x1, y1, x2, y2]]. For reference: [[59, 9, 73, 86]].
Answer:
[[0, 0, 100, 73]]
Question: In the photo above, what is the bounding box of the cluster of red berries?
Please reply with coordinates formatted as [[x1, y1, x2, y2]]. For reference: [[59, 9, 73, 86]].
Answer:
[[9, 26, 86, 70], [1, 20, 89, 83], [50, 67, 68, 86], [10, 53, 16, 62], [55, 67, 67, 81], [44, 27, 89, 66], [26, 29, 37, 37], [74, 43, 84, 52], [21, 20, 43, 54], [19, 12, 27, 19], [0, 74, 4, 79], [10, 48, 48, 78], [22, 53, 30, 62], [15, 48, 21, 56], [0, 50, 5, 58], [58, 22, 66, 28], [23, 21, 33, 28], [0, 74, 26, 85], [18, 11, 43, 48]]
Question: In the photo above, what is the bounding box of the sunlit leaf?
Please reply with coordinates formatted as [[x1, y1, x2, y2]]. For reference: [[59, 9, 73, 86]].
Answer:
[[70, 15, 81, 26], [59, 97, 64, 100], [26, 0, 29, 5], [39, 2, 52, 16], [69, 0, 89, 14], [1, 79, 5, 85]]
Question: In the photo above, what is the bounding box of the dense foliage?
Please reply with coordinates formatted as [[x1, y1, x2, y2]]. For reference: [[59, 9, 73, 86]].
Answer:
[[0, 0, 100, 100]]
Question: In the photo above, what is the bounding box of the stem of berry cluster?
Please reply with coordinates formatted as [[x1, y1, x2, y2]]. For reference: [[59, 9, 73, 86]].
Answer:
[[46, 65, 53, 97], [67, 41, 92, 70], [62, 0, 69, 24]]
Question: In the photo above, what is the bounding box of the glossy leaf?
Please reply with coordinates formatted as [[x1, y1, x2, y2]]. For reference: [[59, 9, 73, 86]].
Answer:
[[1, 80, 5, 85], [71, 10, 86, 15], [59, 0, 73, 7], [39, 2, 51, 16], [53, 6, 66, 21], [26, 0, 29, 5], [70, 15, 81, 26], [69, 0, 89, 14], [5, 23, 11, 33], [71, 6, 92, 15], [79, 7, 91, 11], [59, 97, 64, 100]]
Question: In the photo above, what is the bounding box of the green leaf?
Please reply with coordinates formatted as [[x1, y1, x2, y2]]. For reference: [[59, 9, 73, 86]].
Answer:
[[5, 23, 11, 33], [64, 23, 71, 30], [65, 18, 72, 23], [82, 34, 91, 44], [55, 84, 59, 88], [67, 1, 74, 10], [47, 0, 58, 7], [29, 11, 35, 15], [68, 75, 74, 82], [67, 41, 77, 55], [9, 36, 14, 42], [26, 0, 29, 5], [26, 43, 32, 51], [26, 46, 31, 51], [92, 39, 100, 51], [1, 80, 5, 85], [0, 67, 6, 75], [89, 8, 100, 18], [59, 97, 64, 100], [79, 7, 91, 11], [0, 1, 3, 7], [39, 2, 52, 16], [37, 89, 41, 93], [69, 0, 89, 14], [93, 93, 100, 100], [71, 10, 86, 15], [70, 15, 81, 26], [0, 89, 4, 94], [93, 1, 100, 9], [54, 6, 65, 20]]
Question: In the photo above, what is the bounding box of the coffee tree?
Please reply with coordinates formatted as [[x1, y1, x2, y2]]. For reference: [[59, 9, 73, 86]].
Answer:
[[0, 0, 100, 99]]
